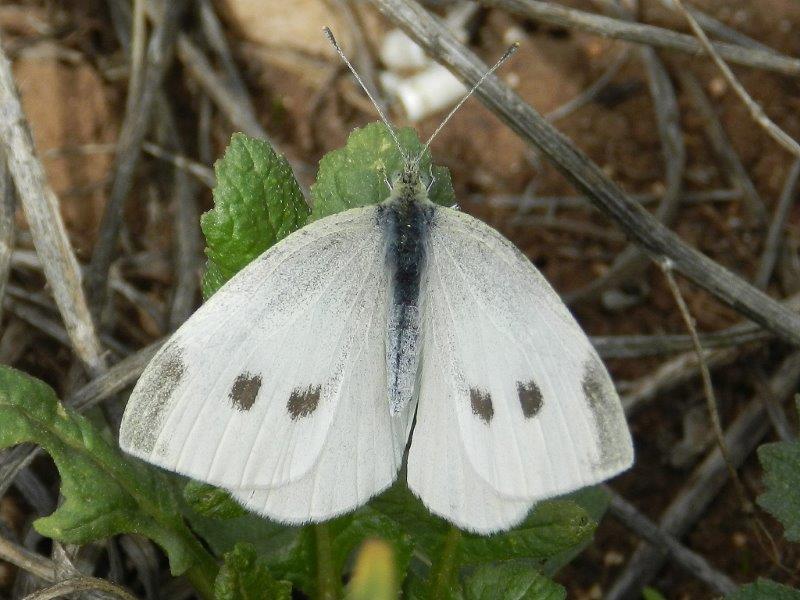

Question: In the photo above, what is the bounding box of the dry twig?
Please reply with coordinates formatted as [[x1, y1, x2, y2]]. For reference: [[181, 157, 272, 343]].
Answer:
[[565, 39, 685, 304], [198, 0, 251, 105], [678, 70, 766, 223], [605, 487, 738, 595], [118, 535, 160, 600], [0, 148, 14, 325], [0, 33, 104, 374], [659, 260, 749, 505], [175, 34, 266, 140], [151, 104, 203, 331], [142, 141, 215, 187], [651, 0, 777, 53], [508, 214, 626, 242], [482, 0, 800, 76], [0, 534, 55, 582], [126, 0, 147, 116], [545, 46, 631, 122], [618, 288, 800, 412], [483, 188, 742, 212], [608, 352, 800, 598], [370, 0, 800, 346], [756, 160, 800, 289], [87, 0, 189, 310], [671, 0, 800, 159], [593, 322, 771, 360], [22, 577, 139, 600]]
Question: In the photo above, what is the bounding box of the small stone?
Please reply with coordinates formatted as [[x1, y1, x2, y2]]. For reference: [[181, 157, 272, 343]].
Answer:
[[604, 550, 626, 566], [708, 77, 728, 98], [732, 532, 748, 547]]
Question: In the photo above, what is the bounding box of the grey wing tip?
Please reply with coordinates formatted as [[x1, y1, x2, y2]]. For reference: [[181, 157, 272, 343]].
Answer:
[[117, 343, 189, 458], [580, 354, 635, 475]]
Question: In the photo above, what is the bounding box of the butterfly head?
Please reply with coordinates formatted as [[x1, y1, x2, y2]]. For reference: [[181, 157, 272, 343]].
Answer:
[[386, 160, 428, 206]]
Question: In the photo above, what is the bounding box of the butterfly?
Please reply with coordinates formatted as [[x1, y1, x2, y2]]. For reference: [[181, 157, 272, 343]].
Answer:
[[119, 29, 633, 534]]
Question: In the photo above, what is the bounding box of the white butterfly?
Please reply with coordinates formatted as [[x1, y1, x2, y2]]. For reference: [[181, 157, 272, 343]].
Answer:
[[119, 30, 633, 534]]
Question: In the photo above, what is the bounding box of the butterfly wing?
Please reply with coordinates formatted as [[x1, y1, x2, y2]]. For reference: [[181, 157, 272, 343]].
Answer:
[[408, 207, 632, 531], [407, 327, 535, 533], [227, 279, 408, 523], [120, 207, 409, 504]]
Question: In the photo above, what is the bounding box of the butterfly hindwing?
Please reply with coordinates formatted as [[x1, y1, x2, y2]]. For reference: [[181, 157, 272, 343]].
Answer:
[[120, 207, 409, 498], [407, 320, 537, 533], [409, 207, 633, 522]]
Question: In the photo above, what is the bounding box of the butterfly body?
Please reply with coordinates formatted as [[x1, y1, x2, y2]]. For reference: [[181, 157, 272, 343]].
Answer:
[[380, 166, 434, 414]]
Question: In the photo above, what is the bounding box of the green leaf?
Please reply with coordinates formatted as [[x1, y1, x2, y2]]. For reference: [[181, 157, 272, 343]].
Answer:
[[568, 485, 611, 523], [422, 527, 463, 600], [346, 539, 399, 600], [0, 366, 216, 584], [331, 510, 412, 578], [757, 439, 800, 541], [540, 486, 609, 575], [460, 500, 595, 564], [371, 483, 596, 565], [265, 508, 413, 597], [184, 481, 246, 520], [464, 564, 566, 600], [368, 481, 448, 546], [187, 508, 301, 571], [201, 132, 310, 298], [214, 543, 292, 600], [727, 579, 800, 600], [201, 260, 229, 300], [642, 586, 668, 600], [310, 122, 455, 221]]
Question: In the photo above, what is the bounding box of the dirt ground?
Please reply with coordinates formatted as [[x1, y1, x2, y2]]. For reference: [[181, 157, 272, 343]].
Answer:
[[1, 0, 800, 598]]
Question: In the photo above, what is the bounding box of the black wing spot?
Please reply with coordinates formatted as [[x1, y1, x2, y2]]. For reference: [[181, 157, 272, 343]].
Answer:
[[287, 385, 322, 420], [470, 387, 494, 423], [229, 372, 262, 411], [517, 380, 543, 418]]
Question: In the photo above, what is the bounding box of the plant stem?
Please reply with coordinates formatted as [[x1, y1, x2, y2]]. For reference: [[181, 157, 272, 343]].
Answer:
[[181, 545, 218, 599], [314, 523, 340, 600], [141, 515, 219, 600], [426, 527, 462, 599]]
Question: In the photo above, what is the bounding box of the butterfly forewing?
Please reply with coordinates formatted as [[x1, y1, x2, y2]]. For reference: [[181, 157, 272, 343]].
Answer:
[[226, 265, 406, 522], [409, 207, 633, 514], [120, 206, 410, 495]]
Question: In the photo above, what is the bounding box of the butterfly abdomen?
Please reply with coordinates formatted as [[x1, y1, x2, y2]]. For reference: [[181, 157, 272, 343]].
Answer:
[[380, 188, 434, 414]]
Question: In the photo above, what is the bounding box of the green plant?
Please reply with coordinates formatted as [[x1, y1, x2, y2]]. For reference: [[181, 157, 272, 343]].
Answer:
[[0, 124, 611, 599], [728, 400, 800, 599]]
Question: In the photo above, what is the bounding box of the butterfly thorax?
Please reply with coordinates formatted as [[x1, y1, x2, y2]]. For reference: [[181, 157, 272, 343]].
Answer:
[[386, 164, 429, 207], [380, 165, 434, 415]]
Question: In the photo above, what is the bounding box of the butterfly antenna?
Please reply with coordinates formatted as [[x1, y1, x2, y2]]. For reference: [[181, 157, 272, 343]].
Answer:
[[413, 43, 519, 167], [323, 27, 408, 162]]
